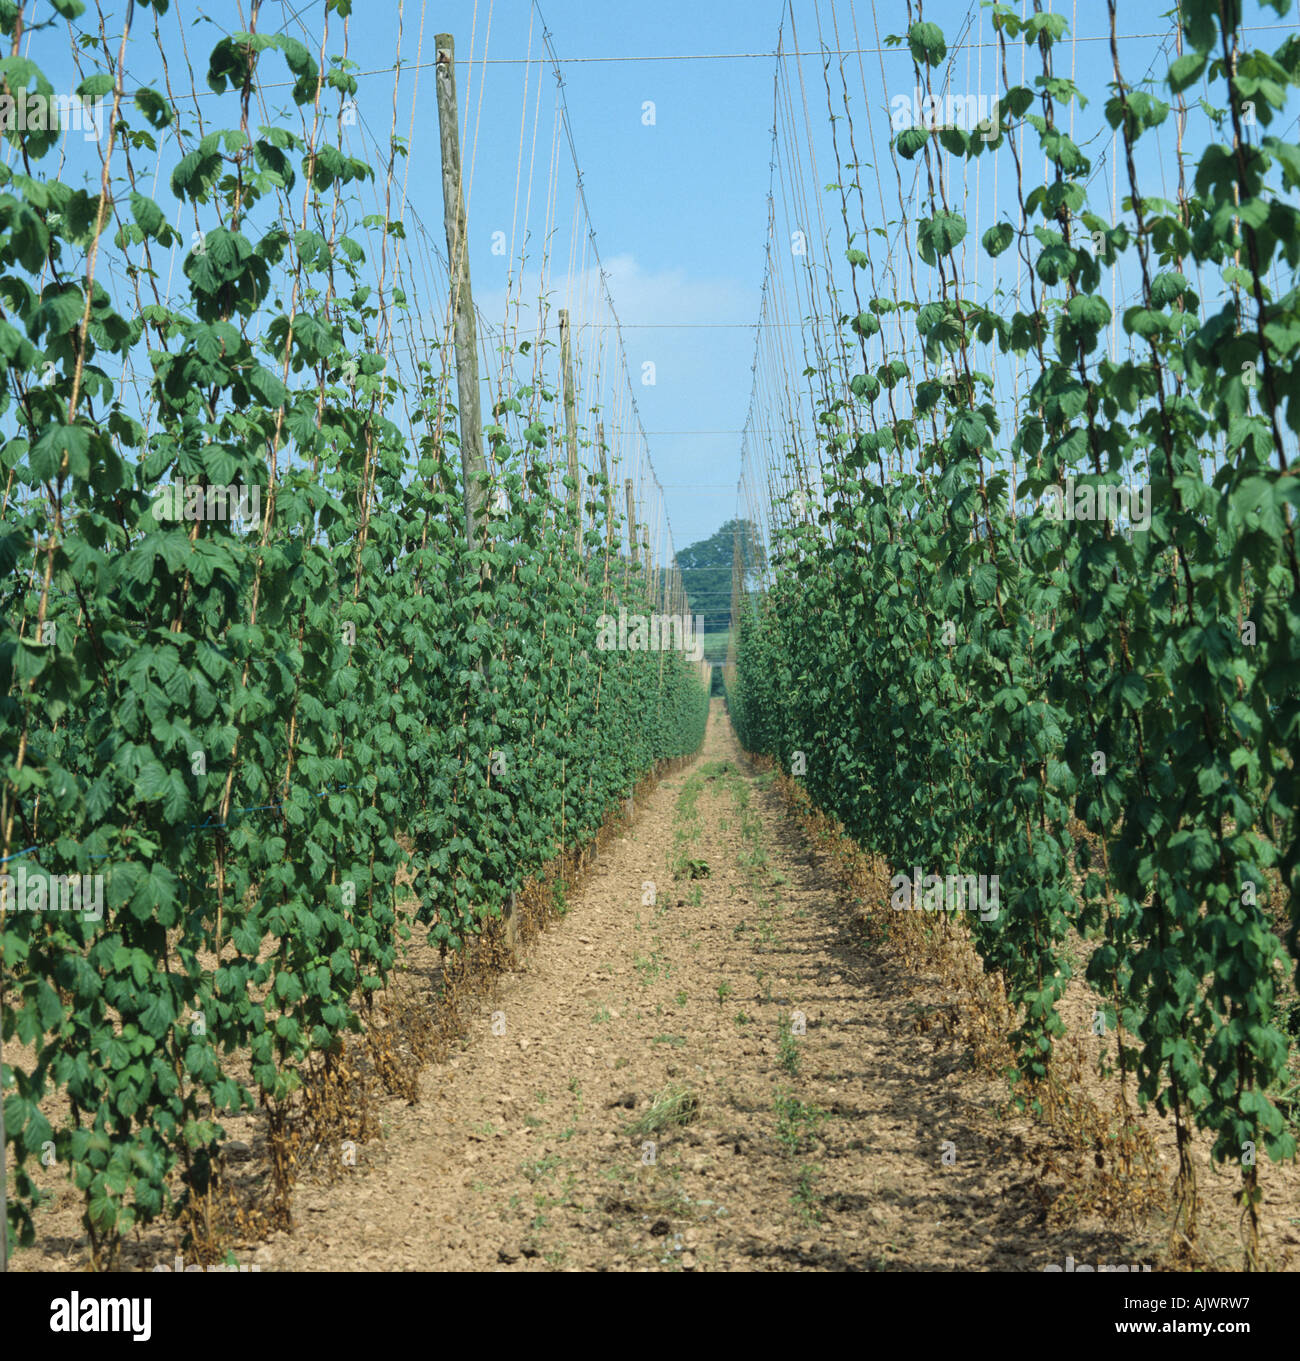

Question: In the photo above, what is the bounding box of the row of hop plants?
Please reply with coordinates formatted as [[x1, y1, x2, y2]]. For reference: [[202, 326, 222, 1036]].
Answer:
[[0, 4, 707, 1263], [729, 0, 1299, 1263]]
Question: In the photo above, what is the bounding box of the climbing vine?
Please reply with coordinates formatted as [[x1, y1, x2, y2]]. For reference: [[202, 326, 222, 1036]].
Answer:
[[730, 0, 1300, 1262], [1, 4, 706, 1263]]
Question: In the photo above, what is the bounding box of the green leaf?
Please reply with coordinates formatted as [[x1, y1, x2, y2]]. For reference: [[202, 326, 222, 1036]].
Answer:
[[130, 191, 165, 237], [907, 21, 947, 66], [918, 211, 967, 265], [29, 423, 89, 481], [982, 221, 1015, 257], [1167, 52, 1207, 94]]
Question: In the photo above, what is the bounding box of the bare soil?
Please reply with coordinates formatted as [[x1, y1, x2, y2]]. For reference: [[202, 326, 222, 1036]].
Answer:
[[13, 699, 1300, 1271]]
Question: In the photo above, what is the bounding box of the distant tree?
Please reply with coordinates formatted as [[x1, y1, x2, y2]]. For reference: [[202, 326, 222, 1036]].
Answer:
[[676, 519, 765, 635], [675, 518, 766, 575]]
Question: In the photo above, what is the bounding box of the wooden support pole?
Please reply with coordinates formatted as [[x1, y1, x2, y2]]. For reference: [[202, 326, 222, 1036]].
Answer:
[[437, 34, 510, 950], [622, 474, 637, 820], [559, 308, 581, 554], [597, 422, 613, 554], [435, 34, 488, 551]]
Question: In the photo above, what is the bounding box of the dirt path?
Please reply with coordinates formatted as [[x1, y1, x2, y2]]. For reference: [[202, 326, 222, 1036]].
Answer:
[[226, 698, 1166, 1272], [11, 698, 1296, 1273]]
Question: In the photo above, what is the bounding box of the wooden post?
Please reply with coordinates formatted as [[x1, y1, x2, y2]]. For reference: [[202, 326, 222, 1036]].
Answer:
[[435, 34, 488, 550], [653, 523, 667, 689], [622, 477, 637, 821], [597, 422, 613, 554], [437, 33, 510, 951], [559, 308, 581, 554]]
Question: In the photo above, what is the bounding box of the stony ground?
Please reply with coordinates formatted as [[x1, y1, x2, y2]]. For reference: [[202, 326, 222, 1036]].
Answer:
[[15, 699, 1300, 1272], [219, 703, 1184, 1271]]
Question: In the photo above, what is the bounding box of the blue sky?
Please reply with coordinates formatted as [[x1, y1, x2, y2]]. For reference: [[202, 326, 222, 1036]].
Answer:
[[214, 0, 796, 557], [19, 0, 1300, 561], [346, 0, 795, 556]]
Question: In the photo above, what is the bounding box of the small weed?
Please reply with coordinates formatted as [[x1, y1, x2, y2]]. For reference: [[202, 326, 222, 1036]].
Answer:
[[716, 980, 733, 1004], [774, 1090, 824, 1156], [628, 1083, 701, 1138], [522, 1153, 562, 1183], [792, 1164, 823, 1222], [634, 951, 666, 984], [778, 1013, 801, 1076]]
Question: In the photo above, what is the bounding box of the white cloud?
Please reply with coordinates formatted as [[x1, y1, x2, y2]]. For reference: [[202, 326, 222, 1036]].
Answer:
[[475, 252, 752, 340]]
